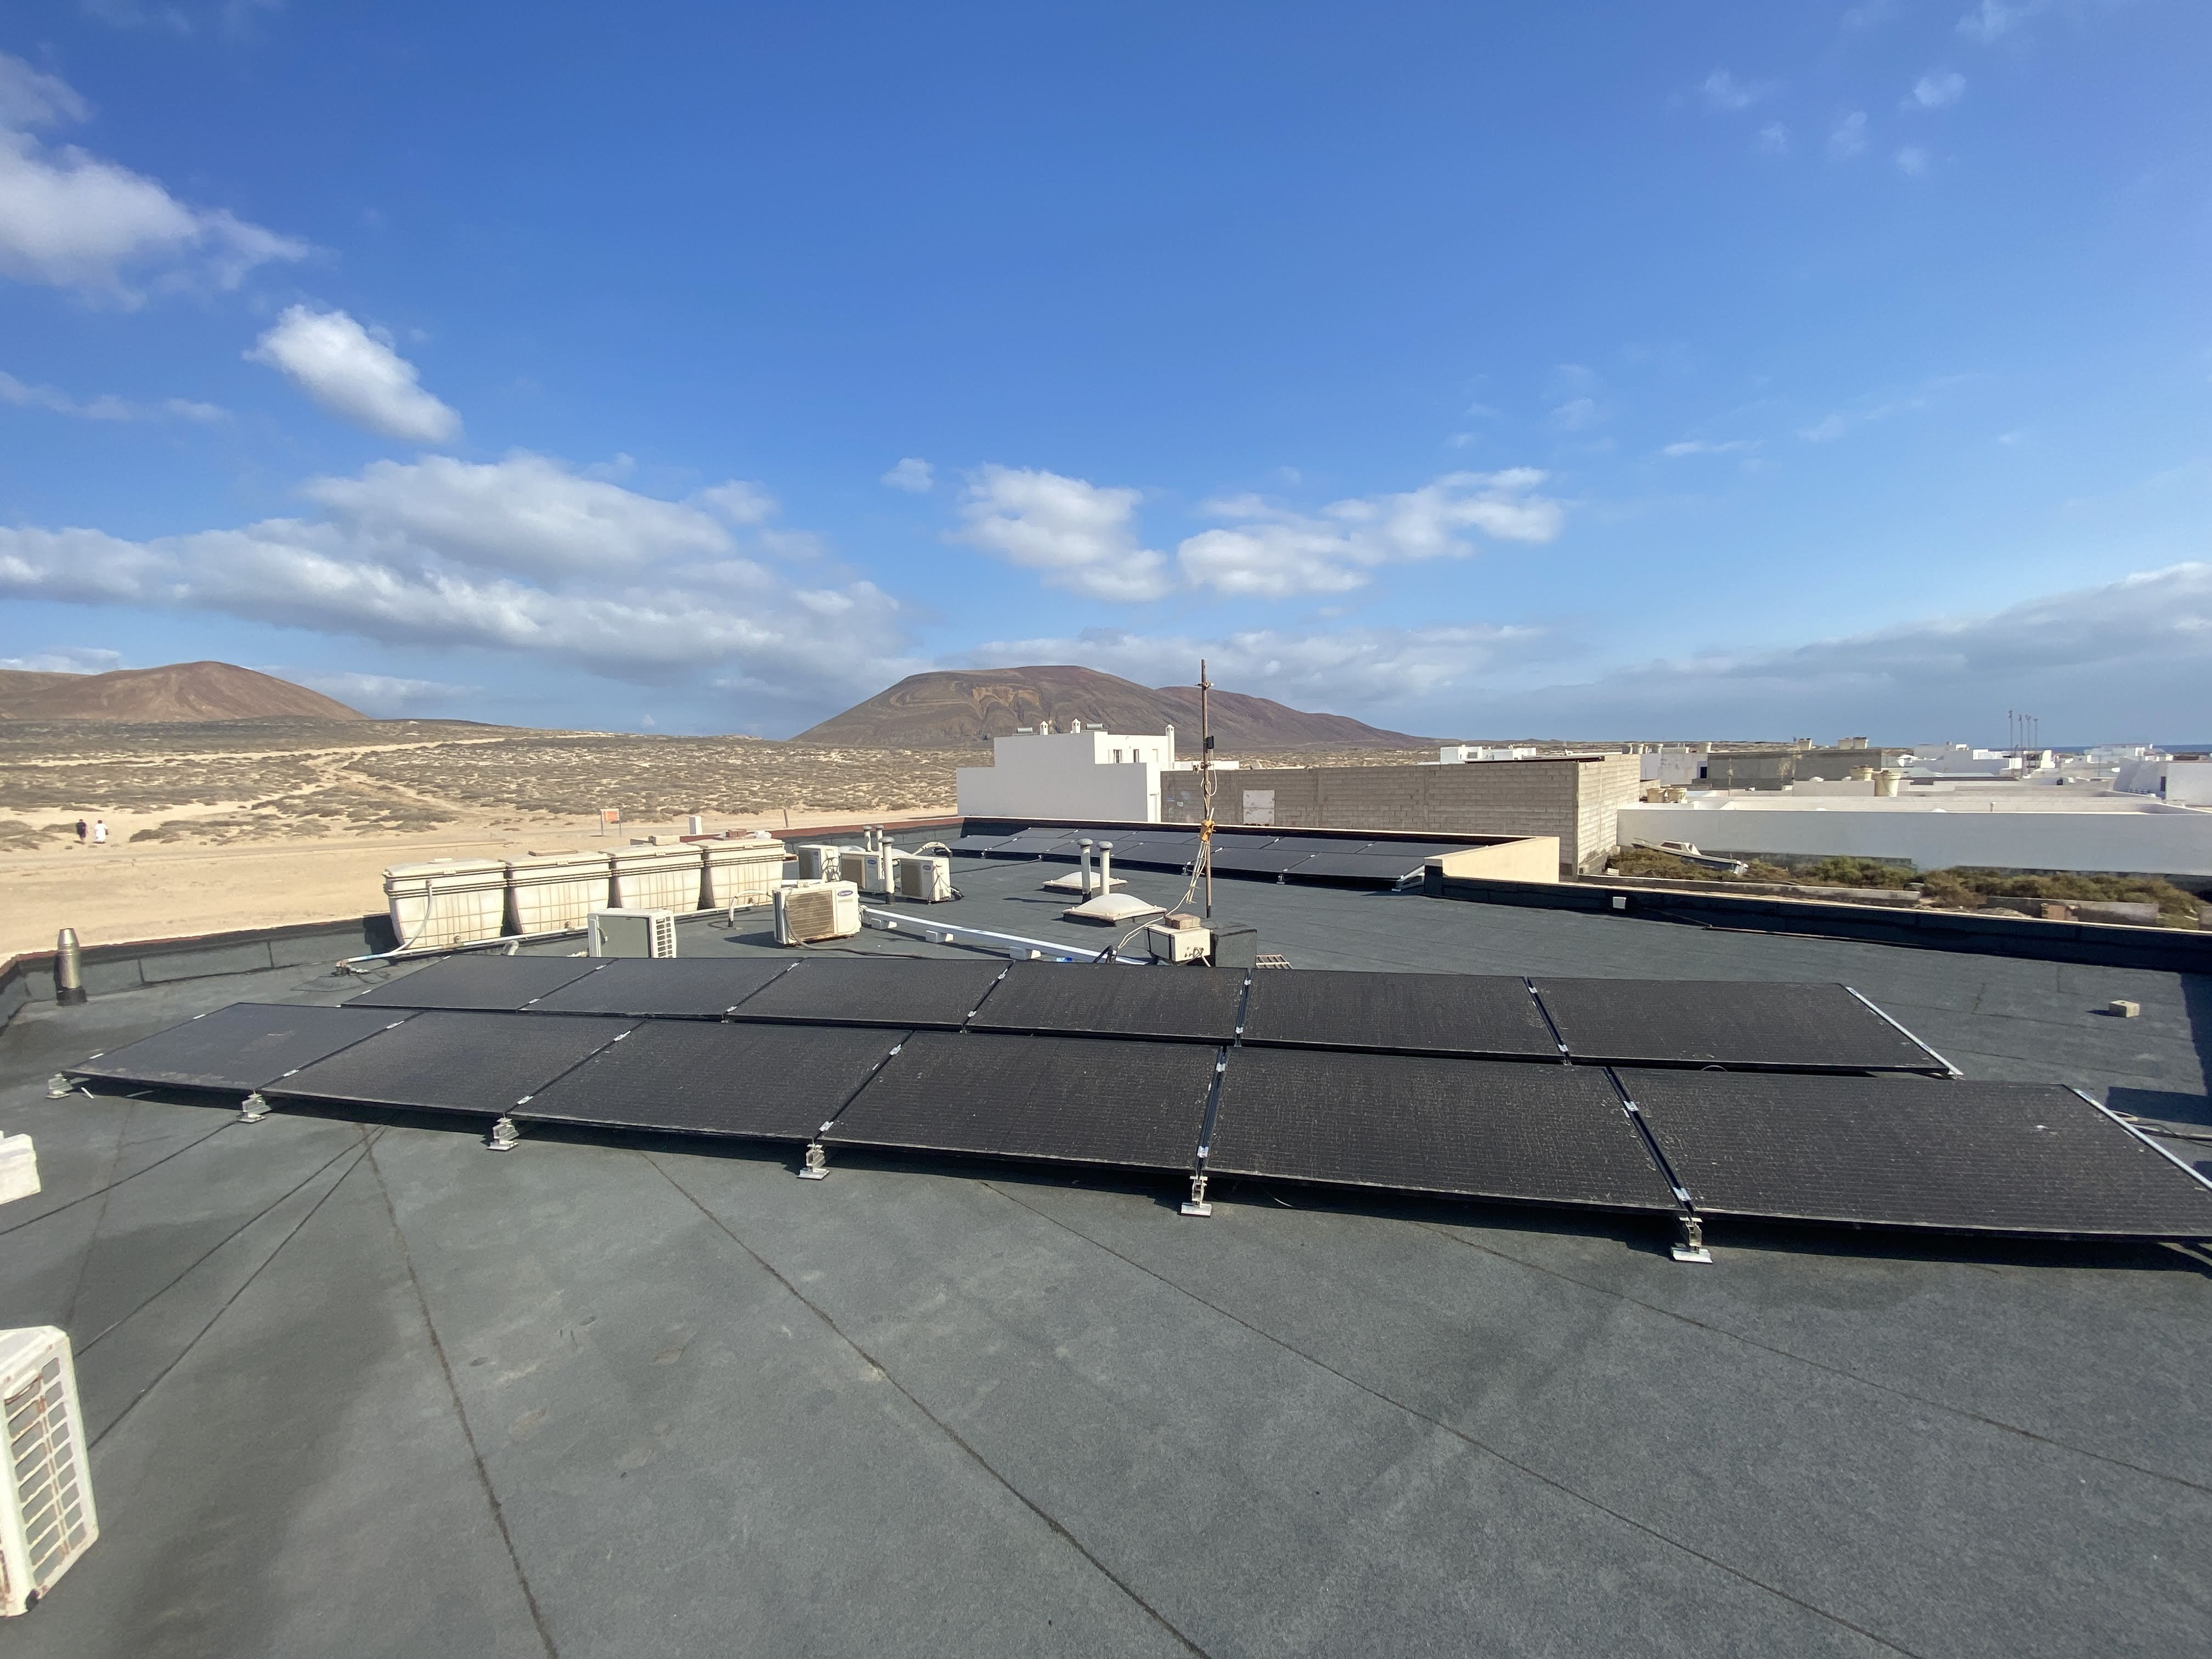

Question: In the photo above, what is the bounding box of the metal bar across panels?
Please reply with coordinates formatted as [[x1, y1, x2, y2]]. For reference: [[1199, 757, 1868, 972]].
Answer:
[[825, 1031, 1217, 1170]]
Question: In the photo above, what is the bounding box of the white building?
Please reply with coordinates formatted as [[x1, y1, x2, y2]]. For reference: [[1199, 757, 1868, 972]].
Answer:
[[1637, 746, 1707, 787], [955, 721, 1179, 822], [1437, 744, 1538, 764], [1904, 744, 2022, 777]]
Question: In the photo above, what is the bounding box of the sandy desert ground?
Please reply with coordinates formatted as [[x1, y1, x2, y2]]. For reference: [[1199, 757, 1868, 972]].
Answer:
[[0, 719, 1425, 956]]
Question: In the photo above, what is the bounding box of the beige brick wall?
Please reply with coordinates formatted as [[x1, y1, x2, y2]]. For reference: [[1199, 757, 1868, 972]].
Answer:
[[1163, 754, 1640, 873]]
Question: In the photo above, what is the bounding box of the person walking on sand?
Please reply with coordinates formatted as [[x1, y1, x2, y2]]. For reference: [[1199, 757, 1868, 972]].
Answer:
[[75, 819, 87, 845], [92, 819, 107, 847]]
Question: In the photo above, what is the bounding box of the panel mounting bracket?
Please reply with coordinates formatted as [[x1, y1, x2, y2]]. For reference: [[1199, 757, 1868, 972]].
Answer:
[[1671, 1214, 1712, 1264], [799, 1139, 830, 1180], [1180, 1171, 1212, 1217], [487, 1115, 521, 1152], [237, 1092, 270, 1124]]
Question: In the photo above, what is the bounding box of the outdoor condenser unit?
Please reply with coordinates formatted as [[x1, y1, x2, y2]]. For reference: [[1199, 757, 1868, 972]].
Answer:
[[775, 881, 861, 945], [894, 855, 955, 902], [588, 908, 678, 958], [1, 1328, 97, 1617], [794, 844, 842, 882]]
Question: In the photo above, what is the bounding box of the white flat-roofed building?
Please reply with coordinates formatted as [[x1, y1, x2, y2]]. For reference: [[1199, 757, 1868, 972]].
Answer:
[[955, 720, 1177, 822]]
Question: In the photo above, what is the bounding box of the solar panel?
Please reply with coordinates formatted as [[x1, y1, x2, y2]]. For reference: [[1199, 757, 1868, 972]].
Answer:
[[265, 1011, 634, 1116], [1207, 845, 1315, 876], [967, 960, 1245, 1042], [343, 955, 606, 1012], [825, 1032, 1216, 1169], [524, 958, 796, 1018], [945, 834, 1015, 855], [1622, 1071, 2212, 1236], [1091, 843, 1193, 871], [1241, 971, 1561, 1060], [725, 956, 1009, 1029], [1530, 979, 1946, 1073], [516, 1020, 906, 1140], [1206, 1049, 1678, 1211], [1265, 837, 1373, 856], [1286, 853, 1431, 886], [67, 1002, 411, 1093]]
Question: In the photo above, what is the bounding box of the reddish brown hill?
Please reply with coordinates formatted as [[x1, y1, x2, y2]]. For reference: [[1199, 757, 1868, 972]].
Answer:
[[0, 662, 364, 722], [793, 666, 1427, 752]]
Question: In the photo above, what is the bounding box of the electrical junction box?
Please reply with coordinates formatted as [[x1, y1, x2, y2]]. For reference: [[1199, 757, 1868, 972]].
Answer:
[[1209, 922, 1260, 970], [1147, 923, 1212, 964], [588, 909, 678, 958]]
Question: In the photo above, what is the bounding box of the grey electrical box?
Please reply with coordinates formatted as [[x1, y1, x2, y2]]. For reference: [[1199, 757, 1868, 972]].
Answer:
[[1209, 922, 1259, 969]]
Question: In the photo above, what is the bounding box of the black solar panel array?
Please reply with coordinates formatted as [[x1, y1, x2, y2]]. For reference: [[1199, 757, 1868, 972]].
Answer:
[[69, 955, 2212, 1243]]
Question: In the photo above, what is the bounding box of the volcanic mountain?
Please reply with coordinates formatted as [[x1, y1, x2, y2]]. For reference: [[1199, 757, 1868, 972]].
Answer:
[[0, 662, 364, 722], [794, 666, 1427, 752]]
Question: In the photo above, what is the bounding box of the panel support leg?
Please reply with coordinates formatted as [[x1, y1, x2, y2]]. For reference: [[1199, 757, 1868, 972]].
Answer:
[[799, 1140, 830, 1180], [1180, 1172, 1212, 1217], [237, 1092, 270, 1124], [1671, 1214, 1711, 1264], [488, 1115, 521, 1152], [46, 1074, 72, 1099]]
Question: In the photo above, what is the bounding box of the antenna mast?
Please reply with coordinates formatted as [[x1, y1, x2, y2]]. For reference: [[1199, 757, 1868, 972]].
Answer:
[[1199, 657, 1214, 920]]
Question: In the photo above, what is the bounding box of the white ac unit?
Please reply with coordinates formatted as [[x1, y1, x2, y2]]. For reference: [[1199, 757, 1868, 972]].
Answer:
[[894, 855, 954, 903], [1, 1328, 97, 1617], [794, 844, 842, 882], [588, 909, 678, 958], [0, 1138, 37, 1209], [775, 881, 861, 945], [1147, 922, 1212, 964]]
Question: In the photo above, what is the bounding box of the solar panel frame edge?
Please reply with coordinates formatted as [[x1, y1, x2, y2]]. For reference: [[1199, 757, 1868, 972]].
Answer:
[[1531, 978, 1953, 1075], [63, 1001, 423, 1094]]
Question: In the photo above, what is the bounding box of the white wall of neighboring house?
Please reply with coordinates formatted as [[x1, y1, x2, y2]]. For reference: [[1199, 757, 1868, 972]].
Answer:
[[1620, 800, 2212, 877], [955, 725, 1176, 822], [2163, 761, 2212, 806], [1639, 748, 1705, 786]]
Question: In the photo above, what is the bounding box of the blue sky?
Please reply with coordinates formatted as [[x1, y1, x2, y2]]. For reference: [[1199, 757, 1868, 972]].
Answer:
[[1, 1, 2206, 742]]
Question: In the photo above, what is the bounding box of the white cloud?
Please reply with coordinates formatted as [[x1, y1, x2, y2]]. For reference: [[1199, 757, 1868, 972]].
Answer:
[[961, 622, 1552, 713], [1756, 122, 1791, 156], [0, 450, 918, 703], [274, 669, 475, 714], [1661, 438, 1758, 458], [1957, 1, 2043, 43], [1481, 561, 2212, 735], [953, 465, 1172, 602], [1829, 111, 1870, 158], [0, 645, 123, 673], [1906, 71, 1967, 109], [1894, 146, 1931, 176], [0, 52, 303, 300], [1176, 470, 1564, 599], [0, 367, 223, 422], [881, 457, 934, 493], [246, 306, 460, 443], [1700, 70, 1780, 112]]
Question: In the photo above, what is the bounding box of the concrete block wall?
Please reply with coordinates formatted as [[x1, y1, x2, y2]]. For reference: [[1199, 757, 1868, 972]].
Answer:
[[1164, 755, 1640, 873]]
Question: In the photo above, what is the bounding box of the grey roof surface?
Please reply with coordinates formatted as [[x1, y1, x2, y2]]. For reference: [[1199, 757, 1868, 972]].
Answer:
[[3, 852, 2210, 1657]]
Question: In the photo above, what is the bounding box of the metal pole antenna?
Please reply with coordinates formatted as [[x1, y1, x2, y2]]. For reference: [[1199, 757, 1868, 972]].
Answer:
[[1200, 657, 1214, 921]]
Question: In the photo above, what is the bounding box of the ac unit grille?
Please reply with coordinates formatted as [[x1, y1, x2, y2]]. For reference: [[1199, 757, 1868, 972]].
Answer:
[[8, 1357, 89, 1594], [785, 889, 838, 942]]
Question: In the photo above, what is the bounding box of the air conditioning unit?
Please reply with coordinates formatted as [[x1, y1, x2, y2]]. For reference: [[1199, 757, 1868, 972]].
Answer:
[[588, 909, 678, 958], [1, 1328, 97, 1617], [775, 881, 861, 945], [0, 1138, 37, 1208], [794, 844, 842, 882], [894, 855, 954, 902], [1147, 922, 1212, 964]]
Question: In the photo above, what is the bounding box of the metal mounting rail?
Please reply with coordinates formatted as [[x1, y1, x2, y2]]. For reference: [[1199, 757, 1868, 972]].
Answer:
[[859, 907, 1148, 965]]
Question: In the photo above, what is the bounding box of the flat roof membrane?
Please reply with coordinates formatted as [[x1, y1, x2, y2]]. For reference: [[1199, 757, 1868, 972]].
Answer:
[[264, 1009, 635, 1116], [66, 1001, 410, 1093], [1532, 978, 1945, 1073], [1207, 1048, 1678, 1211], [517, 1020, 906, 1140], [967, 960, 1246, 1042], [343, 955, 606, 1012], [826, 1031, 1216, 1169], [1241, 970, 1561, 1060]]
